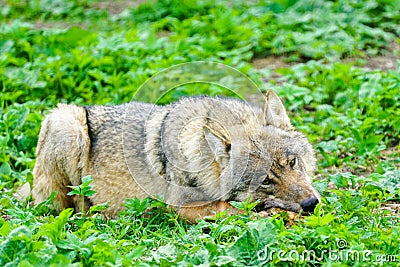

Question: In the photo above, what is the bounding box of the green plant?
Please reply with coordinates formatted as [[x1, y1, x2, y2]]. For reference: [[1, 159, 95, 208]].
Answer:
[[67, 176, 96, 216]]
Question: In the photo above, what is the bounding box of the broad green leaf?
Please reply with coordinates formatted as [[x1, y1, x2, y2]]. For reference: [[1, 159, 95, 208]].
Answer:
[[0, 162, 11, 176], [36, 208, 73, 242], [304, 213, 335, 227], [228, 220, 277, 265]]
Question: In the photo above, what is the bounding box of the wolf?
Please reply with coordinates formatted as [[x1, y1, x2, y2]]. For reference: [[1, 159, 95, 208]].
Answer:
[[31, 90, 320, 222]]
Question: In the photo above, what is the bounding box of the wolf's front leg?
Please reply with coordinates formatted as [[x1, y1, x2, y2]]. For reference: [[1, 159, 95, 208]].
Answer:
[[177, 201, 244, 223]]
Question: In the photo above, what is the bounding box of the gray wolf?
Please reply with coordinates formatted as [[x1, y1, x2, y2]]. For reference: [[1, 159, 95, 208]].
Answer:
[[31, 90, 320, 222]]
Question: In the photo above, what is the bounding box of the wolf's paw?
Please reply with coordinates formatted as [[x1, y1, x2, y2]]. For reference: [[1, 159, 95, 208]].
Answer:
[[254, 208, 302, 227]]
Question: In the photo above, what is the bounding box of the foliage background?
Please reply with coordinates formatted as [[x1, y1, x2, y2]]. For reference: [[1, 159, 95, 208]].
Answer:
[[0, 0, 399, 266]]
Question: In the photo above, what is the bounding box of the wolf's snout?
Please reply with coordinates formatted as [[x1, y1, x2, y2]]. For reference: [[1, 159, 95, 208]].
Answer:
[[301, 196, 319, 212]]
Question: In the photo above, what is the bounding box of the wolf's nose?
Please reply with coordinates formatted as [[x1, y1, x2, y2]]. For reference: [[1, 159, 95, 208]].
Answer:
[[301, 196, 319, 212]]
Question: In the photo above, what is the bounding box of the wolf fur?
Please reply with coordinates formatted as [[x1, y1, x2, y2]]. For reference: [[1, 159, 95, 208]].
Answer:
[[32, 90, 320, 222]]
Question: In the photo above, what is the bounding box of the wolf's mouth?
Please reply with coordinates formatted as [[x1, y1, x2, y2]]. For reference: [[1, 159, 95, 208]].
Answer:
[[255, 197, 302, 213]]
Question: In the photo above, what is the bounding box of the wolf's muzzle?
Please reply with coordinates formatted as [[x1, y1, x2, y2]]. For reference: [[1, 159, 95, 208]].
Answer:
[[301, 196, 319, 212]]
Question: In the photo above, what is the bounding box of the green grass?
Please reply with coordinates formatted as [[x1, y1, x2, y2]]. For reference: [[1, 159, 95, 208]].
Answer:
[[1, 0, 399, 266]]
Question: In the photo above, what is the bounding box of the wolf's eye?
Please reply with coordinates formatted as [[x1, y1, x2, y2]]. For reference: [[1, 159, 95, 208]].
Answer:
[[289, 158, 296, 168], [262, 175, 274, 185]]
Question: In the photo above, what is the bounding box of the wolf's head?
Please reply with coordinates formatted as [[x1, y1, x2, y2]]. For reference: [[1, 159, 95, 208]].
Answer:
[[205, 90, 320, 213], [249, 127, 321, 213]]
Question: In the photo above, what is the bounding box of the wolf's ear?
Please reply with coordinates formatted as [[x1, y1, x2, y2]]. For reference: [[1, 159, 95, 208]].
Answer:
[[263, 90, 293, 129], [204, 125, 231, 155]]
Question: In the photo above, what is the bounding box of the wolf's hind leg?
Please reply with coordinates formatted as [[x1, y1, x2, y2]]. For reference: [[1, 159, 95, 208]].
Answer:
[[32, 104, 90, 211]]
